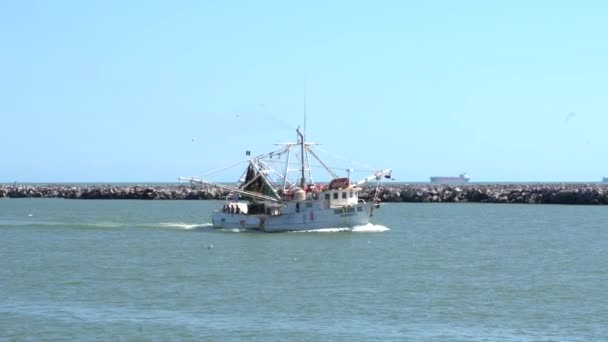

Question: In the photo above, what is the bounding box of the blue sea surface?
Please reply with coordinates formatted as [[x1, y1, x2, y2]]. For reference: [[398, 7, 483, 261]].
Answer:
[[1, 199, 607, 340]]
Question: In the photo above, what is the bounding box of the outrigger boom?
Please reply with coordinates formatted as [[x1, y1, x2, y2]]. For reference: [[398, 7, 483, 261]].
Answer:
[[353, 169, 392, 187], [178, 177, 282, 203]]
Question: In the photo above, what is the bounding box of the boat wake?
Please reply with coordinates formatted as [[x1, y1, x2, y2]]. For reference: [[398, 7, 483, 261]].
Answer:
[[158, 222, 212, 230], [294, 223, 390, 233], [1, 220, 387, 233], [0, 221, 133, 229], [0, 220, 215, 231]]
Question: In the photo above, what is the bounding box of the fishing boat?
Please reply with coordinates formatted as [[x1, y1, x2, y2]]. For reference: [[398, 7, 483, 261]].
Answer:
[[179, 128, 391, 232]]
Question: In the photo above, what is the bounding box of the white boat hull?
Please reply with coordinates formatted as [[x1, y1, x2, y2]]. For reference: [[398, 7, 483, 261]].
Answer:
[[212, 202, 374, 232]]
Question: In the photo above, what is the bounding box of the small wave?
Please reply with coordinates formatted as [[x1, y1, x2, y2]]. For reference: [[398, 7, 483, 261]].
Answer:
[[91, 222, 126, 228]]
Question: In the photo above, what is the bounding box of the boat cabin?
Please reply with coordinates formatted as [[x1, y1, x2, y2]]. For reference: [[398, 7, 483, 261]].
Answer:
[[220, 175, 364, 218], [321, 187, 361, 208]]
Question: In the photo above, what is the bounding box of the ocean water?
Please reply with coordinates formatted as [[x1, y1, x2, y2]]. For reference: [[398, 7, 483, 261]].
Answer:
[[1, 199, 607, 341]]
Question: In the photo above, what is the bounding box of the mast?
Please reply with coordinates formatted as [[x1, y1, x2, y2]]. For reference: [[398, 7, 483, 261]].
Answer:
[[297, 128, 306, 189], [299, 74, 308, 190]]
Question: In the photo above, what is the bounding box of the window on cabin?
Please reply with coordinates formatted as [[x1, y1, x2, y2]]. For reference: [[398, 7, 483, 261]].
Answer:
[[333, 193, 338, 200], [342, 192, 347, 199], [349, 191, 353, 198], [325, 194, 330, 200]]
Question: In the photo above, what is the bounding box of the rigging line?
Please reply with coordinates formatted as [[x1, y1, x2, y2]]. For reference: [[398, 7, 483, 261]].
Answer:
[[237, 167, 248, 184], [273, 158, 350, 172], [198, 180, 281, 203], [248, 160, 281, 199], [290, 151, 310, 184], [197, 159, 250, 179], [312, 146, 377, 172], [282, 144, 293, 191], [239, 162, 262, 191], [195, 145, 287, 179], [307, 147, 339, 179], [257, 159, 288, 183], [304, 142, 314, 185], [261, 156, 360, 180], [254, 145, 291, 160]]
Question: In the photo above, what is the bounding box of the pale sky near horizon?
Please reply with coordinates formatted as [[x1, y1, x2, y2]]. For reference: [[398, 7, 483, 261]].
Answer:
[[1, 1, 607, 183]]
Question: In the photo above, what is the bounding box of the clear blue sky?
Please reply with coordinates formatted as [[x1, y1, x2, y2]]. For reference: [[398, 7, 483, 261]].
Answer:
[[1, 1, 607, 183]]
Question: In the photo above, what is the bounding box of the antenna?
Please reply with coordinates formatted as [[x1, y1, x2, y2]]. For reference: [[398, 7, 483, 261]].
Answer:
[[303, 73, 307, 139]]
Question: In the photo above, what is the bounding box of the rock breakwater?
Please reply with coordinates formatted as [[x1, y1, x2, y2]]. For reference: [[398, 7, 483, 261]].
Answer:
[[2, 184, 608, 205], [0, 184, 219, 200], [371, 184, 608, 205]]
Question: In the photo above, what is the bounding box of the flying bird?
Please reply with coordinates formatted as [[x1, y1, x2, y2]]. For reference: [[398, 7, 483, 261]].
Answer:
[[565, 112, 576, 122]]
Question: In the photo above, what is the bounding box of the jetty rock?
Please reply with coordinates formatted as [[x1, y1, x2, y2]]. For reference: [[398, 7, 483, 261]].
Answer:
[[1, 183, 608, 205]]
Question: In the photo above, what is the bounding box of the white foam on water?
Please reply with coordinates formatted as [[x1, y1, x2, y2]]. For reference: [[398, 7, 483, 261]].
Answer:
[[295, 227, 352, 233], [294, 223, 390, 233], [220, 228, 247, 233], [351, 223, 390, 233], [155, 223, 257, 233], [215, 227, 263, 233], [158, 222, 212, 230]]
